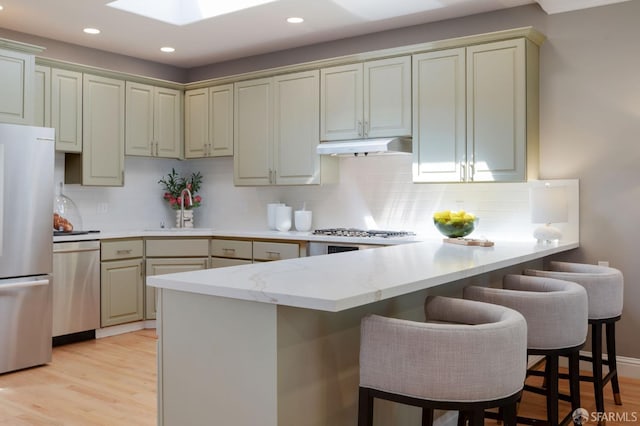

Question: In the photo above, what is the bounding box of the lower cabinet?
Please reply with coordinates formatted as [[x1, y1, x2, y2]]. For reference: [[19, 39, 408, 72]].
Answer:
[[145, 257, 209, 319], [253, 240, 303, 262], [100, 239, 144, 327], [210, 238, 253, 267], [145, 238, 210, 320]]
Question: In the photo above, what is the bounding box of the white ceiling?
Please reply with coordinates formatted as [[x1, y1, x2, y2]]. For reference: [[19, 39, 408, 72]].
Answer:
[[0, 0, 630, 68]]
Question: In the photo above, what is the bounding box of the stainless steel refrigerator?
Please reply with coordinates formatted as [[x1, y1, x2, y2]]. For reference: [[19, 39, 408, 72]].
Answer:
[[0, 122, 55, 374]]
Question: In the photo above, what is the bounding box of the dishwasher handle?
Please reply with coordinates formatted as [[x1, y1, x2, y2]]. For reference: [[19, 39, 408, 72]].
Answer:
[[53, 241, 100, 253], [0, 277, 50, 291]]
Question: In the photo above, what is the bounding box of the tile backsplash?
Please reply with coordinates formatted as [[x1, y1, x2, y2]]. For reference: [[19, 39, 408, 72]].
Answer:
[[54, 153, 578, 242]]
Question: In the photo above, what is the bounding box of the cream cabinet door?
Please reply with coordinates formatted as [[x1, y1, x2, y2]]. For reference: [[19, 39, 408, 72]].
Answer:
[[82, 74, 125, 186], [209, 84, 234, 157], [273, 70, 320, 185], [0, 48, 34, 125], [320, 63, 363, 141], [466, 38, 527, 182], [234, 77, 273, 186], [364, 56, 412, 138], [412, 48, 466, 182], [125, 81, 154, 156], [101, 258, 144, 327], [155, 86, 182, 158], [145, 257, 208, 319], [126, 83, 181, 158], [52, 68, 83, 152], [184, 88, 209, 158], [34, 65, 51, 128]]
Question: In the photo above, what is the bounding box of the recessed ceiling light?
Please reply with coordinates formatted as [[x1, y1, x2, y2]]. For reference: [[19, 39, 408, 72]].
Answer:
[[286, 17, 304, 24], [83, 28, 101, 35], [160, 47, 175, 53], [0, 6, 4, 11]]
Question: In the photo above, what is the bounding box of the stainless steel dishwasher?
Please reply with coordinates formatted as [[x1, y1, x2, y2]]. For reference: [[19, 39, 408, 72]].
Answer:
[[52, 240, 100, 343]]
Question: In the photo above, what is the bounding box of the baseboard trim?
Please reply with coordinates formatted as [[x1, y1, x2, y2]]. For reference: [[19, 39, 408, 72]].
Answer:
[[434, 409, 459, 426], [95, 320, 156, 339]]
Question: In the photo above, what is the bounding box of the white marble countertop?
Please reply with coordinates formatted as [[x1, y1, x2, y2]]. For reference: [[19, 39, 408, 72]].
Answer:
[[52, 228, 421, 245], [147, 238, 579, 312]]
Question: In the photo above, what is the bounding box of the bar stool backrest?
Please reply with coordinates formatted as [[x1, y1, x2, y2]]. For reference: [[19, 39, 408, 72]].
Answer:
[[359, 296, 527, 403], [464, 275, 588, 351], [524, 261, 623, 320]]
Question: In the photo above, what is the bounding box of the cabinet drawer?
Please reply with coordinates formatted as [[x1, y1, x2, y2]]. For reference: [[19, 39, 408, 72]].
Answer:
[[101, 239, 143, 261], [210, 258, 252, 269], [253, 241, 299, 261], [211, 239, 252, 259], [145, 238, 209, 257]]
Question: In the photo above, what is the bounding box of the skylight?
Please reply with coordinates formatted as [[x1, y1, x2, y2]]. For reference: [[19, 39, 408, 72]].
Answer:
[[107, 0, 278, 26]]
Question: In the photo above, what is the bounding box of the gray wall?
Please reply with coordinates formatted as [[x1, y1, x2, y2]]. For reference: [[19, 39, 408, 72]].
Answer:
[[0, 27, 188, 83], [3, 2, 639, 358]]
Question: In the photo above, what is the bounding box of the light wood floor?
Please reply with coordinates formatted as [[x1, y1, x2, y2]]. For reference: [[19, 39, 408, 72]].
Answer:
[[0, 329, 157, 426], [0, 330, 639, 425], [515, 363, 640, 426]]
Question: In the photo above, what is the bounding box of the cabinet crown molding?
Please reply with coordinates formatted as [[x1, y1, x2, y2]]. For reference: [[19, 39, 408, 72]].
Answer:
[[185, 26, 545, 90], [0, 37, 45, 54]]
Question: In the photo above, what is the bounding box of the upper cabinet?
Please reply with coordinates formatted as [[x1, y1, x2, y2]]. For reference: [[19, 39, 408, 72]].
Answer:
[[320, 56, 411, 141], [184, 84, 233, 158], [66, 74, 125, 186], [233, 77, 273, 186], [52, 69, 83, 153], [34, 65, 51, 128], [0, 44, 38, 125], [412, 38, 539, 183], [125, 82, 182, 158], [33, 65, 83, 152], [234, 71, 336, 186]]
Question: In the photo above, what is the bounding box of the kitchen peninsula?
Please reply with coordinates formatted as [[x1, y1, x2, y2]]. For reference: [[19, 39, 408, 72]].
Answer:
[[148, 238, 578, 426]]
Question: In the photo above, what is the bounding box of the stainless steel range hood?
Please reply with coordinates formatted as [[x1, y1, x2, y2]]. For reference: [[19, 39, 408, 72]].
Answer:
[[316, 137, 412, 156]]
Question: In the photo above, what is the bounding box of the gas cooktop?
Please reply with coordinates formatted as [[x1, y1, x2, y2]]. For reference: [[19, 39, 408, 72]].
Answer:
[[312, 228, 415, 238]]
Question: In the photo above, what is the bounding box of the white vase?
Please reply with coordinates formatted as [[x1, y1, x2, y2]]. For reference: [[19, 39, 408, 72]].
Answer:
[[176, 209, 194, 228]]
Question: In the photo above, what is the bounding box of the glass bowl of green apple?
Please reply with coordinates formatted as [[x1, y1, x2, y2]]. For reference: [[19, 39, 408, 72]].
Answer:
[[433, 210, 478, 238]]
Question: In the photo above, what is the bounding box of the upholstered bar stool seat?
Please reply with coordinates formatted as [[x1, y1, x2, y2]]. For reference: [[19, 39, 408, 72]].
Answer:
[[464, 275, 588, 426], [525, 261, 624, 418], [358, 296, 527, 426]]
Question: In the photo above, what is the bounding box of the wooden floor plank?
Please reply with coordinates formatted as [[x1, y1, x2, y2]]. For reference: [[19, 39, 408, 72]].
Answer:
[[1, 329, 639, 425], [0, 329, 156, 426]]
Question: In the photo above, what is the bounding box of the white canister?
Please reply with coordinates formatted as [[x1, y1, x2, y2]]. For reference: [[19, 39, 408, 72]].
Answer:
[[267, 203, 284, 230], [294, 210, 312, 232], [275, 205, 292, 232]]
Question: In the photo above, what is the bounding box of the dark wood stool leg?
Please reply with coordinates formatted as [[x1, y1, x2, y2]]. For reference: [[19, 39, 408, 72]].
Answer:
[[606, 321, 622, 405], [546, 355, 560, 426], [568, 350, 581, 412], [358, 387, 374, 426], [422, 407, 434, 426], [470, 407, 484, 426], [457, 410, 467, 426], [502, 402, 517, 426], [592, 322, 606, 416]]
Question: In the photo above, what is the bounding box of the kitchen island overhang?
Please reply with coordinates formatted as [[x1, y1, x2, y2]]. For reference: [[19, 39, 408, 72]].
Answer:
[[148, 239, 579, 426]]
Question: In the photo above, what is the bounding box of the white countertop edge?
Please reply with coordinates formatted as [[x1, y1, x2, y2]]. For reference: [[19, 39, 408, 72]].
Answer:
[[53, 228, 422, 245], [147, 239, 579, 312]]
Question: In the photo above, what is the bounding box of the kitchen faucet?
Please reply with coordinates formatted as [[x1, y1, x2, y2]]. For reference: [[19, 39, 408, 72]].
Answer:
[[179, 188, 193, 228]]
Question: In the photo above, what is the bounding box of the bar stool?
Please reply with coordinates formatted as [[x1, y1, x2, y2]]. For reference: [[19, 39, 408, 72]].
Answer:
[[464, 274, 588, 426], [358, 295, 527, 426], [525, 261, 624, 418]]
